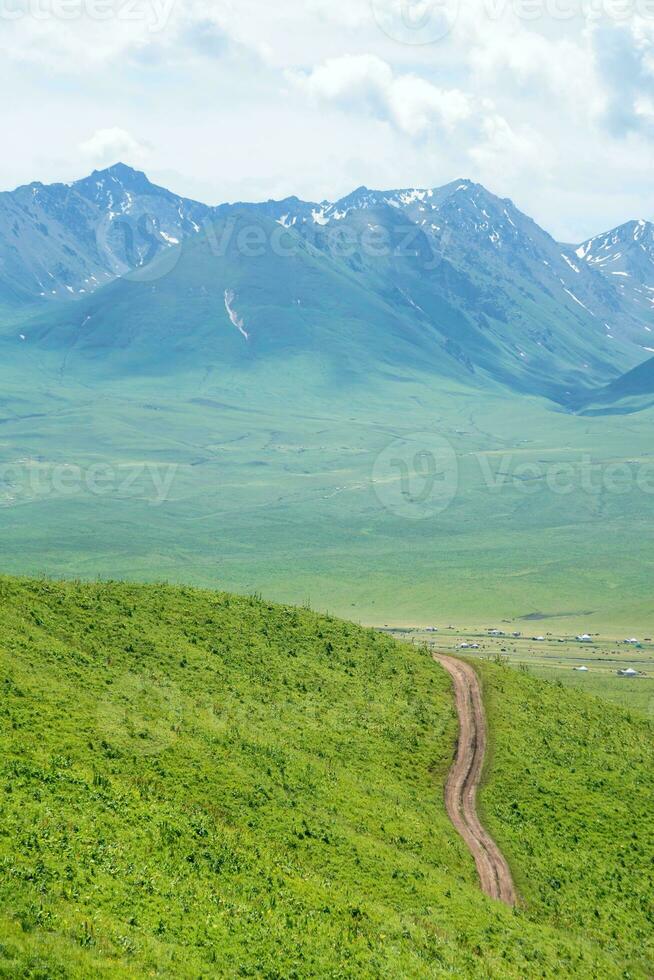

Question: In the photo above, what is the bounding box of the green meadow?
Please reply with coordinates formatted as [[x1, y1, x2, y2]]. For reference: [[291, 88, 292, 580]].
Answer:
[[1, 577, 653, 977], [392, 628, 654, 715], [1, 343, 653, 635]]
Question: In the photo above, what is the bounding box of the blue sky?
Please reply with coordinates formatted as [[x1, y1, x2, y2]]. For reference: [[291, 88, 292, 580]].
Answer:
[[1, 0, 652, 241]]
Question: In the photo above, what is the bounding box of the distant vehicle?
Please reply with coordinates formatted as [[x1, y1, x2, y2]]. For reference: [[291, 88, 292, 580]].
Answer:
[[573, 666, 589, 672], [617, 668, 639, 677], [576, 634, 592, 642], [623, 638, 639, 644], [488, 629, 505, 636], [512, 632, 522, 638], [533, 636, 545, 641]]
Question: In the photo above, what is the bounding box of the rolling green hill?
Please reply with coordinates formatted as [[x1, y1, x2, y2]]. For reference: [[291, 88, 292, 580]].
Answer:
[[17, 210, 470, 388], [581, 353, 654, 414], [1, 577, 652, 977]]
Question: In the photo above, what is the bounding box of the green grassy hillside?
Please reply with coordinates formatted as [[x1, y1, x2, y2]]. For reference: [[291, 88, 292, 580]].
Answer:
[[582, 353, 654, 414], [17, 212, 469, 386], [478, 660, 654, 969], [1, 578, 653, 977]]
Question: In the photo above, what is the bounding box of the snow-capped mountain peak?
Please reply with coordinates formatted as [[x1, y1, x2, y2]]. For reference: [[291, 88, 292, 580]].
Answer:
[[573, 220, 654, 329]]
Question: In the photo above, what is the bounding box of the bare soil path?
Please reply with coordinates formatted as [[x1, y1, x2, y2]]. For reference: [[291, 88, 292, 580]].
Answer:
[[435, 654, 518, 906]]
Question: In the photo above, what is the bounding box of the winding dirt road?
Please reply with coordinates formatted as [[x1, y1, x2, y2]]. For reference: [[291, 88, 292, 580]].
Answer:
[[435, 654, 518, 906]]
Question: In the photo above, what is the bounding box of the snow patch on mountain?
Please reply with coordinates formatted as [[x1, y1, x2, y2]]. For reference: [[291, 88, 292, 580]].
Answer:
[[224, 289, 249, 340]]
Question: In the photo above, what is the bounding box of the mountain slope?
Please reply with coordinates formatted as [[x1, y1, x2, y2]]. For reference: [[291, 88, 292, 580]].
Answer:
[[16, 210, 475, 388], [580, 352, 654, 413], [572, 219, 654, 347], [1, 577, 653, 977], [222, 180, 640, 389], [1, 164, 651, 401], [0, 163, 209, 306], [10, 194, 642, 401], [290, 180, 643, 398]]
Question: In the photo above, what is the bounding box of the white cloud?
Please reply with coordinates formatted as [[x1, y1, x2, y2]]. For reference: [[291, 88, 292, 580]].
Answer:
[[0, 0, 652, 239], [289, 50, 544, 180], [0, 0, 229, 71], [592, 16, 654, 136], [469, 28, 595, 103], [468, 113, 552, 182], [293, 54, 393, 107], [388, 76, 473, 135], [79, 128, 150, 166], [289, 54, 472, 137]]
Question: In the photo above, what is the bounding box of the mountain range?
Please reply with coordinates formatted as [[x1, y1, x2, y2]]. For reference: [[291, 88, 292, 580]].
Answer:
[[0, 163, 652, 407]]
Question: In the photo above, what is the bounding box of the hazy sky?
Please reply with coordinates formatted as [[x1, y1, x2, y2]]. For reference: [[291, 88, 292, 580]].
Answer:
[[1, 0, 652, 241]]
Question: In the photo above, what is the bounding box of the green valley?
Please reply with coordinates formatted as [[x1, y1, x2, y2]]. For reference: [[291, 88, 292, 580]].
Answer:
[[1, 347, 653, 634], [1, 169, 653, 638], [4, 8, 654, 976]]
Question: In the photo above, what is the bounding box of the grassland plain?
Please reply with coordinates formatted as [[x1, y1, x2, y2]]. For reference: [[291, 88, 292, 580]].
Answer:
[[391, 629, 654, 715], [1, 343, 654, 635], [1, 577, 653, 977]]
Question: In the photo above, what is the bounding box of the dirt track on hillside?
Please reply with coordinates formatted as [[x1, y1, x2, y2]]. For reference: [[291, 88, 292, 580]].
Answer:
[[435, 654, 517, 906]]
